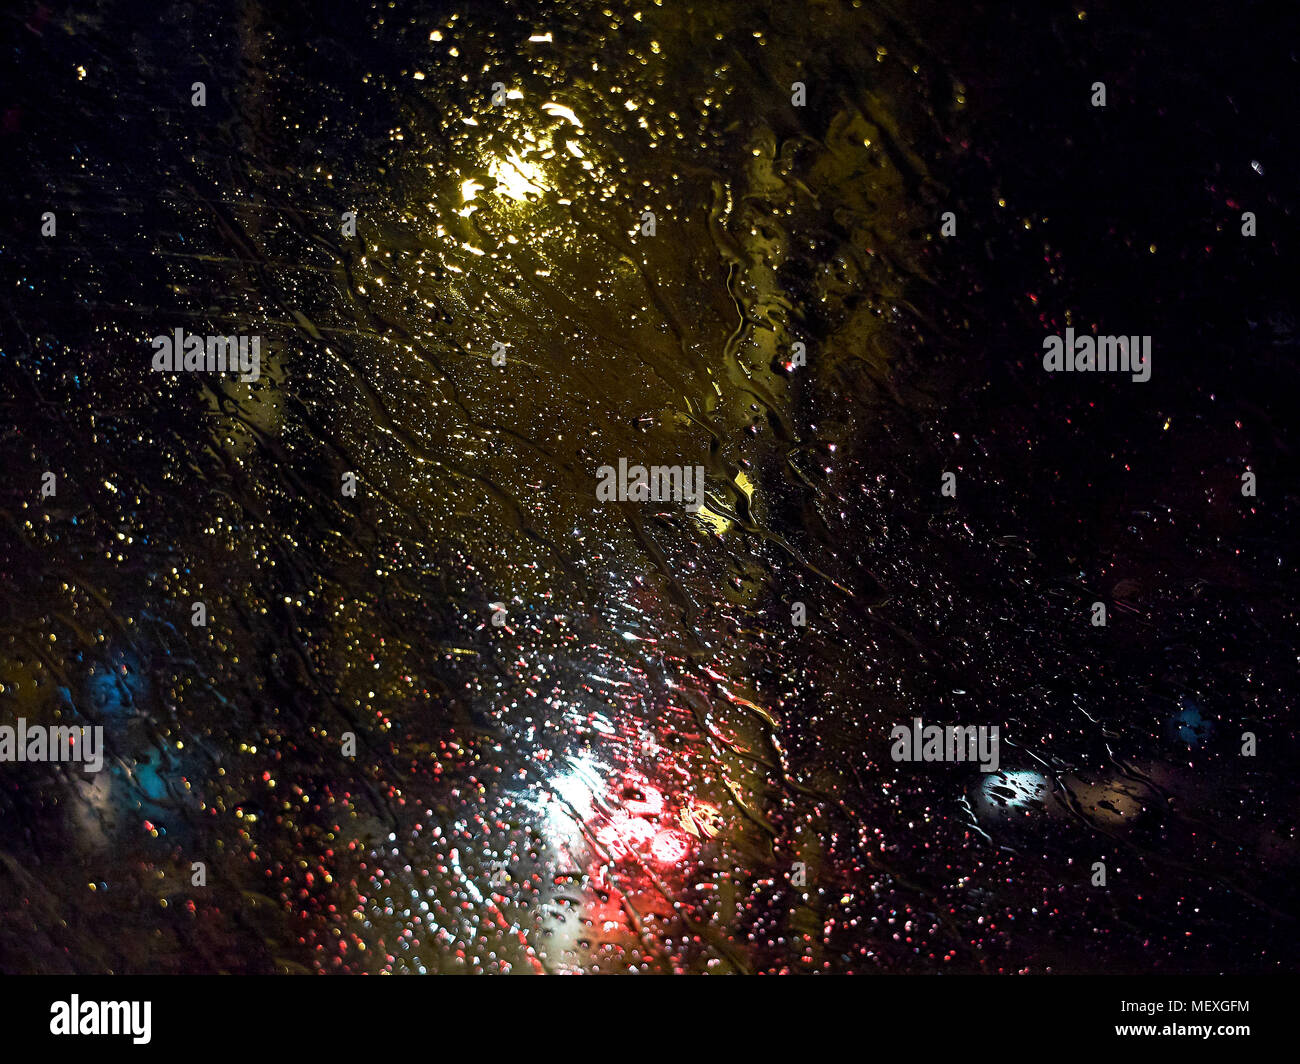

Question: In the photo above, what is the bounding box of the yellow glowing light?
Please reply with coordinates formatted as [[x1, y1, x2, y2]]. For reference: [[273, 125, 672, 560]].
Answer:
[[458, 178, 483, 216], [489, 150, 549, 201], [695, 471, 754, 535], [695, 506, 730, 535], [542, 101, 583, 128]]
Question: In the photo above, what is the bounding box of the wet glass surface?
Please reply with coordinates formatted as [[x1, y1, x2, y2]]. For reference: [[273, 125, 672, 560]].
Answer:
[[1, 0, 1298, 973]]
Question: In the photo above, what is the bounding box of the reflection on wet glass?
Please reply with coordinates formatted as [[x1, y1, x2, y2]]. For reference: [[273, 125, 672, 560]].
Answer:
[[0, 0, 1296, 975]]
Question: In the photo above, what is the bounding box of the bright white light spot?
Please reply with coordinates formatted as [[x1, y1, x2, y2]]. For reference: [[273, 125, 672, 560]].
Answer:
[[489, 150, 548, 201], [542, 102, 583, 128]]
